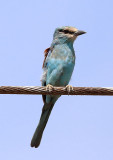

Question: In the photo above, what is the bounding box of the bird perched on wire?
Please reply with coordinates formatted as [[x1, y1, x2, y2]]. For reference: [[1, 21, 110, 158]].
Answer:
[[31, 26, 86, 148]]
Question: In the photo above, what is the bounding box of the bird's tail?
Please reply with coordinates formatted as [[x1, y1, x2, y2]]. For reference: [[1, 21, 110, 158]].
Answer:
[[31, 103, 54, 148]]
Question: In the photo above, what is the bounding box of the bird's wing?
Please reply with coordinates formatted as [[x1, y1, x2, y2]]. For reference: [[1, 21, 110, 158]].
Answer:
[[42, 47, 51, 68], [41, 47, 51, 103]]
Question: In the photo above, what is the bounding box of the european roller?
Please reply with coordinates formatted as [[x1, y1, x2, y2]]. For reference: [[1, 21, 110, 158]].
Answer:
[[31, 26, 86, 148]]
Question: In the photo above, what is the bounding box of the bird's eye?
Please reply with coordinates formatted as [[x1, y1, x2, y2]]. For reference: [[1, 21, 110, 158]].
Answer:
[[59, 29, 64, 32], [59, 29, 69, 34], [68, 31, 75, 34], [59, 29, 75, 35], [64, 30, 69, 34]]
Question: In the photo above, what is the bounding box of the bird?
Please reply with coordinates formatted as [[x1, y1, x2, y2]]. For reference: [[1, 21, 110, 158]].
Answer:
[[31, 26, 86, 148]]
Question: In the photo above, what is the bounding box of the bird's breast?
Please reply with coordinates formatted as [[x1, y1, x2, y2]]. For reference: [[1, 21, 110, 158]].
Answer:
[[51, 44, 75, 63]]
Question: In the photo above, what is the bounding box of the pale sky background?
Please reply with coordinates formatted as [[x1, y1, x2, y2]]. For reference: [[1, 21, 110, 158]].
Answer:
[[0, 0, 113, 160]]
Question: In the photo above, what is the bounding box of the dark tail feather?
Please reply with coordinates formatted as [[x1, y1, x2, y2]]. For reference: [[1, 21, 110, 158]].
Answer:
[[31, 103, 54, 148]]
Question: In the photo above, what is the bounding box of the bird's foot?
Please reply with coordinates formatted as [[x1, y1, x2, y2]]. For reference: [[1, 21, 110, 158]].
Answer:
[[46, 84, 54, 92], [65, 85, 73, 93]]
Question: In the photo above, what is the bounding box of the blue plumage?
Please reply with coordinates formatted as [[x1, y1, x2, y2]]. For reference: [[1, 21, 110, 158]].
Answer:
[[31, 26, 86, 148]]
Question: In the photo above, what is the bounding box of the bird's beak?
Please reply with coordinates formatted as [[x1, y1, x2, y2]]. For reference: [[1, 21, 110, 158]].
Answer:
[[74, 30, 86, 36]]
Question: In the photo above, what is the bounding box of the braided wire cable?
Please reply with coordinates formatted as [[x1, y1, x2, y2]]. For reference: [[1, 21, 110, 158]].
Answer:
[[0, 86, 113, 95]]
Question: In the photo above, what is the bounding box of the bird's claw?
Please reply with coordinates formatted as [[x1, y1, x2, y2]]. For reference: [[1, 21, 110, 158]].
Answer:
[[46, 84, 54, 92], [65, 85, 73, 93]]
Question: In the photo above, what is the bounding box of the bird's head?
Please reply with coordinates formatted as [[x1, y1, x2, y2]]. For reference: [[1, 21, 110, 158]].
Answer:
[[53, 26, 86, 43]]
